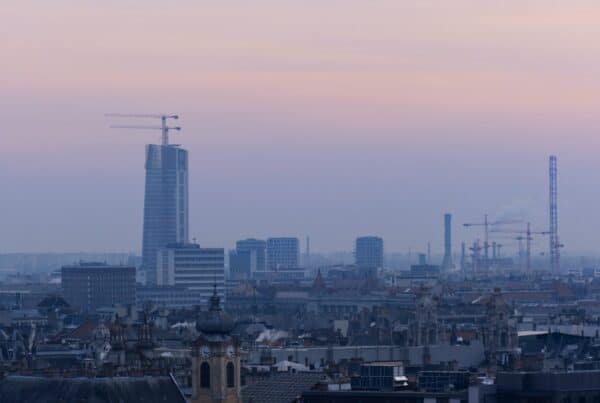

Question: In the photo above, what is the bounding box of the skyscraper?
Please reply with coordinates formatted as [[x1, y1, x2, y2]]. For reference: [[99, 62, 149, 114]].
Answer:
[[355, 236, 384, 271], [142, 144, 189, 285]]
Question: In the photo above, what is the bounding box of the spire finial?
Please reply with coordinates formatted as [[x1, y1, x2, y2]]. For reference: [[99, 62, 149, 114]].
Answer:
[[209, 276, 221, 312]]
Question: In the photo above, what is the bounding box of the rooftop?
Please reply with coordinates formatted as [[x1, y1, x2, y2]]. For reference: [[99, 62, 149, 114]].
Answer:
[[0, 375, 186, 403]]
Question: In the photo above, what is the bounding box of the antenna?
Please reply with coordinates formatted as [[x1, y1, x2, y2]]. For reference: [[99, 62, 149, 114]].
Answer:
[[105, 113, 180, 146]]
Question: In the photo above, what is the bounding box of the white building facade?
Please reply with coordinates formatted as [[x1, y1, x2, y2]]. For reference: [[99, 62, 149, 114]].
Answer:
[[156, 243, 225, 303]]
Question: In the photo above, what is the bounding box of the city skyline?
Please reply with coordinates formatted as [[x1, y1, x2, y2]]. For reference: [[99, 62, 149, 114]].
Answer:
[[3, 1, 600, 254], [3, 3, 600, 401]]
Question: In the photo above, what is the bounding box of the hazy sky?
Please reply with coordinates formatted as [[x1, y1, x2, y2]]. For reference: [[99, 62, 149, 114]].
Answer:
[[2, 1, 600, 256]]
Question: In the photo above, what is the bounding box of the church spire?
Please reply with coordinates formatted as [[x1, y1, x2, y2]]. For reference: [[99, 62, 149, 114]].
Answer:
[[209, 280, 222, 312]]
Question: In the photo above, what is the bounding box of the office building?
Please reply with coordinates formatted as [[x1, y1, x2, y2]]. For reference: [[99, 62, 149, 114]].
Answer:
[[61, 262, 136, 312], [156, 243, 224, 303], [418, 371, 469, 393], [350, 361, 406, 391], [229, 238, 266, 279], [141, 144, 189, 285], [136, 285, 208, 309], [267, 237, 299, 270], [355, 236, 384, 270], [410, 264, 441, 278]]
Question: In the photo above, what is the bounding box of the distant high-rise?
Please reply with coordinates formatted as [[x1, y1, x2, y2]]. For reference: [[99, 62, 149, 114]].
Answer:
[[441, 213, 454, 271], [142, 144, 189, 285], [229, 238, 266, 279], [355, 236, 384, 270], [267, 237, 299, 270]]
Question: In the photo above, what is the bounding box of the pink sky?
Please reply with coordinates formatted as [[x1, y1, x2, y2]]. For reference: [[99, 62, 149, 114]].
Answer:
[[1, 1, 600, 254]]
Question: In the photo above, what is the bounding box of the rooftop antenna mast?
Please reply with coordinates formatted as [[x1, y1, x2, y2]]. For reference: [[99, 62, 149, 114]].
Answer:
[[105, 113, 180, 146]]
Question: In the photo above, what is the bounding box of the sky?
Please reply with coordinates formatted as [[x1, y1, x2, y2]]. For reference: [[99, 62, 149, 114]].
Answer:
[[1, 1, 600, 256]]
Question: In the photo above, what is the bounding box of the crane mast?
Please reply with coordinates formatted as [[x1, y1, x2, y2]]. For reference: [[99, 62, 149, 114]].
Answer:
[[549, 155, 559, 274], [463, 215, 522, 270], [491, 222, 549, 272]]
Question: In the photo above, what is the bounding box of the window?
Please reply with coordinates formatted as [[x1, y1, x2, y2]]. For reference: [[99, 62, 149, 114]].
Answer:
[[200, 362, 210, 388], [227, 362, 235, 388]]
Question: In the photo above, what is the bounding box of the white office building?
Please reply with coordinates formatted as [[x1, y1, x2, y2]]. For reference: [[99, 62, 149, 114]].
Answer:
[[156, 243, 225, 303]]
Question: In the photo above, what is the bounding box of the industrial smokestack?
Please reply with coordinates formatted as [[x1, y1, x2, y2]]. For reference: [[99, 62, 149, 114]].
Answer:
[[442, 213, 455, 271]]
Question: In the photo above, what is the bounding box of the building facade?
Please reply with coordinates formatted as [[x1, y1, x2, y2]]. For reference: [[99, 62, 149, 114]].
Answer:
[[408, 285, 443, 347], [355, 236, 384, 270], [496, 370, 600, 403], [191, 290, 241, 403], [61, 263, 136, 312], [156, 243, 225, 304], [136, 286, 208, 309], [229, 238, 266, 279], [142, 144, 189, 285], [266, 237, 299, 270], [480, 288, 518, 366]]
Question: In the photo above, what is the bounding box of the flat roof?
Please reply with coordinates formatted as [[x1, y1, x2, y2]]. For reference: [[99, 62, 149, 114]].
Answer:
[[518, 330, 549, 337], [362, 361, 405, 366]]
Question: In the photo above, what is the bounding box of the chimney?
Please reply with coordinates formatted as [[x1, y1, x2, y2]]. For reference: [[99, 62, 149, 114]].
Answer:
[[442, 213, 454, 271]]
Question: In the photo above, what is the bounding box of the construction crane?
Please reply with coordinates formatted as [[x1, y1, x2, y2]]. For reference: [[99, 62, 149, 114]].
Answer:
[[105, 113, 180, 145], [491, 222, 549, 272], [463, 214, 522, 269], [549, 155, 561, 274]]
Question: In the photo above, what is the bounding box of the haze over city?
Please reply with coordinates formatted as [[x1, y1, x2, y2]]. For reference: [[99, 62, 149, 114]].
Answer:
[[2, 1, 600, 254], [7, 2, 600, 403]]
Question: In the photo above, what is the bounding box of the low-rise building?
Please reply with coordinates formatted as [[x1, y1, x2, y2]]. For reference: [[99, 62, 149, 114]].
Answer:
[[137, 285, 208, 309], [61, 262, 136, 312]]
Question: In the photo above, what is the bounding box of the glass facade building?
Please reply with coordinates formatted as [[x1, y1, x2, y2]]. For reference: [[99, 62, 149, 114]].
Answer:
[[355, 236, 384, 270], [229, 238, 267, 279], [266, 237, 299, 270], [142, 144, 189, 285]]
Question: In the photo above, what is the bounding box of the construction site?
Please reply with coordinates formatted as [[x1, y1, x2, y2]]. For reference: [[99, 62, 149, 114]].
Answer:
[[444, 155, 563, 276]]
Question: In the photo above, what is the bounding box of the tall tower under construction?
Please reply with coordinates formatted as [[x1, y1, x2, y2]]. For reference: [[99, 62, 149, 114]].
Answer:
[[142, 144, 189, 285], [107, 113, 187, 285], [549, 155, 559, 273], [441, 213, 454, 271]]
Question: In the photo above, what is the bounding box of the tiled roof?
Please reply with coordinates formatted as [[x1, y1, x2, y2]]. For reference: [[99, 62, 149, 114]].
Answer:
[[0, 375, 186, 403], [242, 372, 326, 403]]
